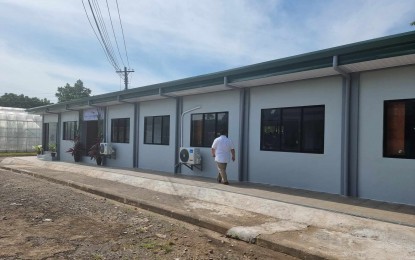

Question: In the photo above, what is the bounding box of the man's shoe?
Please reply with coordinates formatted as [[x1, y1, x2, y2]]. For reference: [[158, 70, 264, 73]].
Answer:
[[217, 176, 222, 183], [223, 182, 229, 185]]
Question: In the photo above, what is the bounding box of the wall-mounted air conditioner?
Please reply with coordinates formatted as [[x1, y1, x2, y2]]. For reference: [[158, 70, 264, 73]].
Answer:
[[100, 143, 113, 155], [179, 147, 201, 165]]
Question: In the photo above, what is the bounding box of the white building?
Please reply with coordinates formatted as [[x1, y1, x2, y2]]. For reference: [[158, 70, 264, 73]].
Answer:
[[28, 31, 415, 206]]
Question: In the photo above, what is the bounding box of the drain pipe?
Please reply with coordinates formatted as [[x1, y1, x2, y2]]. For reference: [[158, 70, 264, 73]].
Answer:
[[333, 56, 351, 197], [180, 106, 201, 147]]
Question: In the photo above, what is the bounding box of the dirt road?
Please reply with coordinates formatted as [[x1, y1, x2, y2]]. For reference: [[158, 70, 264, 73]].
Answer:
[[0, 169, 296, 259]]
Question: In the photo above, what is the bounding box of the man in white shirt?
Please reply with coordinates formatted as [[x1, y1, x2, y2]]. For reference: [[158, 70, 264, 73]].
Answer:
[[211, 129, 235, 185]]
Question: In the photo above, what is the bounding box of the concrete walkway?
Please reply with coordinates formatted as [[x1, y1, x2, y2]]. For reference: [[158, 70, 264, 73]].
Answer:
[[1, 157, 415, 259]]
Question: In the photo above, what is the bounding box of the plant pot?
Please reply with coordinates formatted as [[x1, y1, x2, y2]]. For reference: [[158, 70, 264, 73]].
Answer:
[[74, 153, 82, 162], [51, 152, 56, 158], [96, 156, 102, 165]]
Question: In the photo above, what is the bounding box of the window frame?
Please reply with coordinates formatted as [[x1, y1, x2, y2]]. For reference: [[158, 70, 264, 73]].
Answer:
[[190, 111, 229, 148], [111, 118, 130, 143], [144, 115, 170, 145], [383, 98, 415, 159], [260, 105, 325, 154], [62, 121, 77, 141]]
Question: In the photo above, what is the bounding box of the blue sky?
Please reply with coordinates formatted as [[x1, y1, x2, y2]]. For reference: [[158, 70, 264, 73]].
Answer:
[[0, 0, 414, 103]]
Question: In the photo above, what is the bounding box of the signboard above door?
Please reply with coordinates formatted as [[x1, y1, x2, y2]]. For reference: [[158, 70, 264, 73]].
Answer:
[[83, 108, 104, 121]]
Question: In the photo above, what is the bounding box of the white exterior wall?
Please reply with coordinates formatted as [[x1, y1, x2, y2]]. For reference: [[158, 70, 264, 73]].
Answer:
[[358, 65, 415, 205], [249, 76, 343, 194], [138, 98, 177, 172], [181, 90, 241, 180], [106, 104, 135, 168], [60, 111, 79, 162], [43, 114, 58, 123]]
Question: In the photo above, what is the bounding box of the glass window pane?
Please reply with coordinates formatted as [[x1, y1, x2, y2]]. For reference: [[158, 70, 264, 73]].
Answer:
[[111, 118, 130, 143], [153, 117, 162, 144], [145, 117, 153, 144], [217, 113, 228, 137], [119, 120, 125, 143], [162, 116, 170, 145], [302, 106, 325, 153], [111, 119, 117, 142], [124, 119, 130, 143], [261, 109, 280, 150], [203, 113, 216, 146], [385, 101, 406, 156], [281, 108, 301, 151], [191, 114, 203, 147], [406, 101, 415, 158]]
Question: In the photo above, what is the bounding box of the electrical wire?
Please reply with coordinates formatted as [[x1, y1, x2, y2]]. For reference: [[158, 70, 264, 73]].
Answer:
[[106, 0, 125, 67], [91, 0, 120, 70], [91, 0, 119, 69], [82, 0, 133, 88], [116, 0, 130, 68], [82, 0, 115, 68], [87, 0, 120, 70]]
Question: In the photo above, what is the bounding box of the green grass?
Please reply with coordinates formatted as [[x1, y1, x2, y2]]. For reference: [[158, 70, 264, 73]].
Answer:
[[0, 152, 36, 157], [140, 241, 174, 254]]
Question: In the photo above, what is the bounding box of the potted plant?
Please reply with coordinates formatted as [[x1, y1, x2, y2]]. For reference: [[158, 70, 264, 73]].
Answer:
[[33, 144, 42, 156], [88, 136, 103, 165], [66, 136, 83, 162], [48, 143, 57, 159]]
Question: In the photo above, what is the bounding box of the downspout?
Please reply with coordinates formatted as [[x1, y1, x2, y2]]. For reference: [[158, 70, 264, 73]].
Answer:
[[57, 113, 61, 161], [333, 55, 351, 196], [133, 103, 139, 168], [180, 106, 201, 147], [174, 97, 182, 174]]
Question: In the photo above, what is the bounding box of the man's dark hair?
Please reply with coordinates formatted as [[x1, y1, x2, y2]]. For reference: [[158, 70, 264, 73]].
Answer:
[[218, 128, 228, 136]]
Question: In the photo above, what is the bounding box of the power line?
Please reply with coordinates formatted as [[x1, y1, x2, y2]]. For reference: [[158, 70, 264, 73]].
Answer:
[[116, 0, 130, 68], [91, 0, 119, 69], [87, 0, 119, 70], [82, 0, 114, 68], [91, 0, 120, 70], [82, 0, 134, 89], [105, 0, 125, 67]]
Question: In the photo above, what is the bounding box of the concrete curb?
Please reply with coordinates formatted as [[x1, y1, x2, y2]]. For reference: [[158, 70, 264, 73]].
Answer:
[[1, 165, 328, 259]]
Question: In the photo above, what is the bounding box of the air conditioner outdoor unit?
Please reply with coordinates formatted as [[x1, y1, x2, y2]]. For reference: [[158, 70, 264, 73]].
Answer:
[[100, 143, 113, 155], [179, 147, 201, 165]]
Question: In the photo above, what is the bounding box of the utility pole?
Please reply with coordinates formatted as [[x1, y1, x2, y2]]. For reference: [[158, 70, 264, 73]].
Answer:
[[116, 67, 134, 90]]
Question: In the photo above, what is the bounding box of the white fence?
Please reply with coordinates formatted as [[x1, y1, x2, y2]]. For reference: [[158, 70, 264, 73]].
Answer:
[[0, 107, 42, 152]]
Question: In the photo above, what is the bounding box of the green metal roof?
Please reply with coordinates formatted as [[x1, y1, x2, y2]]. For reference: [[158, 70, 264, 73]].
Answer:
[[27, 30, 415, 114]]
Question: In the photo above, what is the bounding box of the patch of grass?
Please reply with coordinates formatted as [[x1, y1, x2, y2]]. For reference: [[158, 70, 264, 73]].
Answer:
[[140, 240, 174, 254], [137, 227, 147, 233], [141, 241, 157, 249], [0, 152, 36, 157], [92, 253, 103, 260], [161, 243, 173, 254]]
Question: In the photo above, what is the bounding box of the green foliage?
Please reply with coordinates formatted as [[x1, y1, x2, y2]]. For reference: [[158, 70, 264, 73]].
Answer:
[[66, 136, 83, 157], [55, 79, 91, 103], [0, 152, 36, 157], [32, 144, 43, 154], [48, 143, 57, 152], [88, 136, 102, 161], [411, 21, 415, 26], [0, 93, 51, 108]]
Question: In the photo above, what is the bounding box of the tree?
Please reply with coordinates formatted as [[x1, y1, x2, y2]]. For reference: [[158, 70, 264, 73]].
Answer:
[[0, 93, 52, 108], [55, 79, 91, 103]]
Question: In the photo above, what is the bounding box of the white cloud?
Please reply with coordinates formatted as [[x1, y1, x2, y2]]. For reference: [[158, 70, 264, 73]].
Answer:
[[304, 0, 415, 49], [0, 0, 414, 104], [0, 40, 167, 102], [121, 0, 289, 65]]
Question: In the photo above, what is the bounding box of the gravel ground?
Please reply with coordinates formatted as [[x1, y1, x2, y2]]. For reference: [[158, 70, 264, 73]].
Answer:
[[0, 168, 296, 260]]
